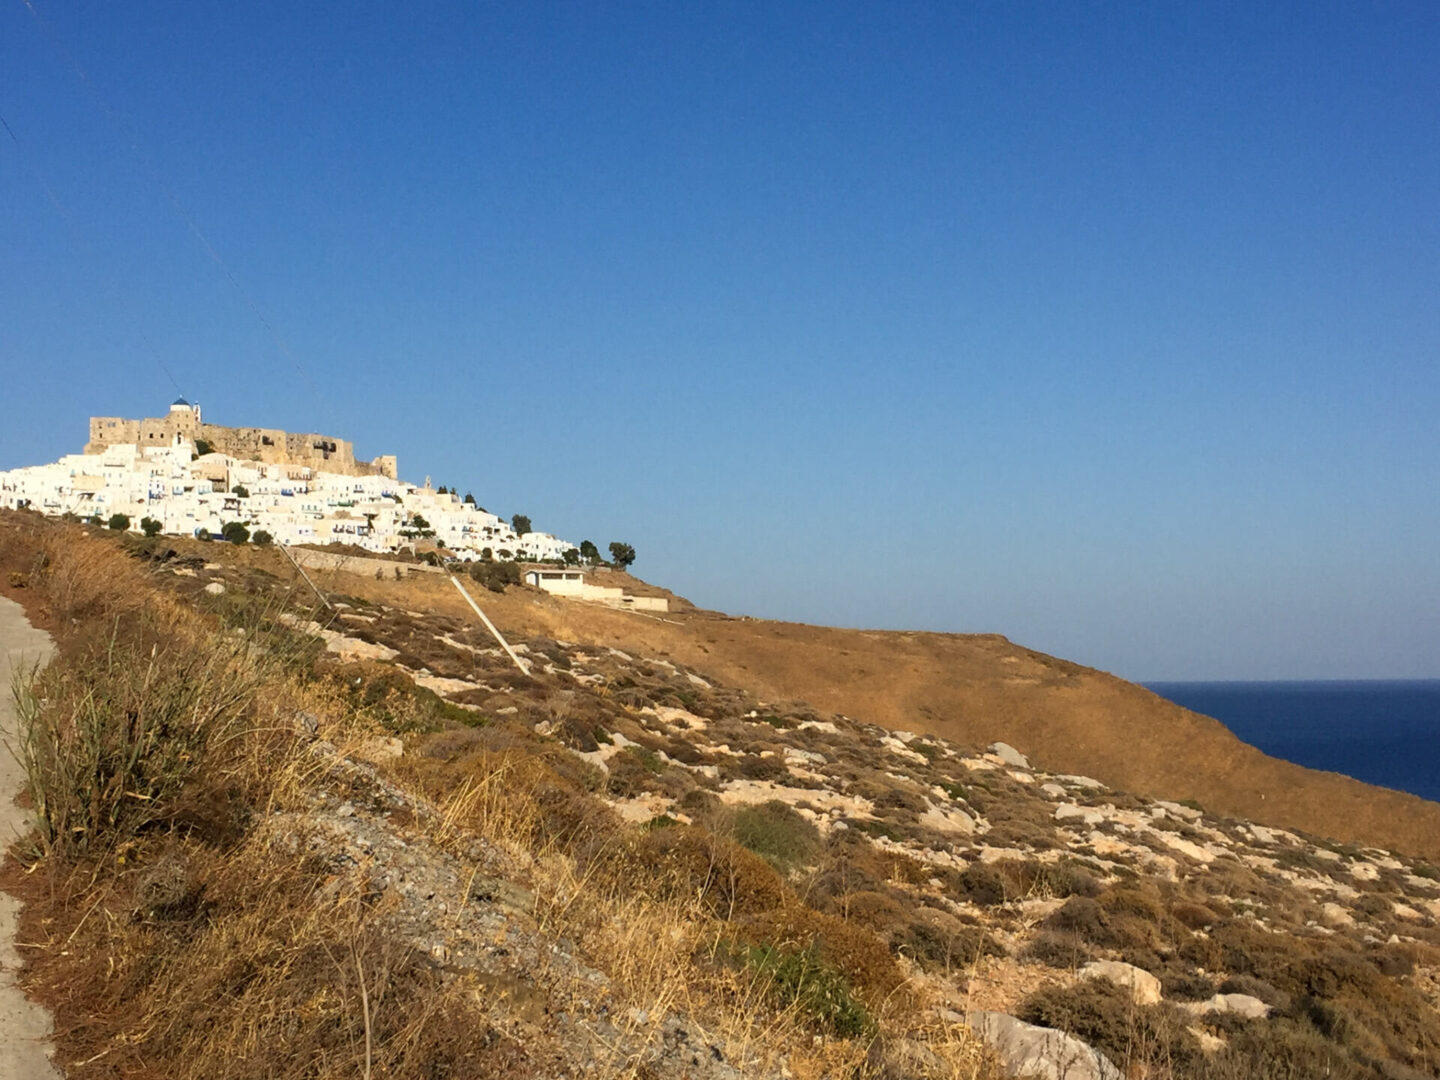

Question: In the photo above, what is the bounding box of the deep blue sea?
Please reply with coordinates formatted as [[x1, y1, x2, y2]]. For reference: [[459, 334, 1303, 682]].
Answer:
[[1144, 681, 1440, 805]]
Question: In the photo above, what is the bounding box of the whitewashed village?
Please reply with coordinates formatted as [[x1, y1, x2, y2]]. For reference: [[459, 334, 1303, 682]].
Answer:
[[0, 399, 579, 566]]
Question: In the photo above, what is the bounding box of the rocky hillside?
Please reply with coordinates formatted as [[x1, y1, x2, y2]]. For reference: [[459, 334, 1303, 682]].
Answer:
[[251, 555, 1440, 866], [2, 518, 1438, 1079]]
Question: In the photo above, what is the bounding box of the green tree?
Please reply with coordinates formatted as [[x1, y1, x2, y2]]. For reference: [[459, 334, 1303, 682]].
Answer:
[[194, 438, 214, 457], [512, 514, 532, 536], [251, 529, 273, 546], [579, 540, 601, 565], [562, 547, 580, 566], [469, 559, 521, 593], [140, 517, 163, 538], [608, 542, 636, 570], [107, 513, 131, 532], [463, 492, 476, 505], [436, 485, 449, 495], [401, 514, 434, 538], [196, 528, 211, 541], [231, 484, 250, 498], [221, 521, 250, 544]]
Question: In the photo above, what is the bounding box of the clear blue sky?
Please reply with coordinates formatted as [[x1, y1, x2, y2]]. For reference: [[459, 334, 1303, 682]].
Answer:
[[3, 3, 1437, 681]]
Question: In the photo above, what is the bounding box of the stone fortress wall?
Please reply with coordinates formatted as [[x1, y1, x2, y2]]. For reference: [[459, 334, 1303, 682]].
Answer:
[[86, 401, 398, 480]]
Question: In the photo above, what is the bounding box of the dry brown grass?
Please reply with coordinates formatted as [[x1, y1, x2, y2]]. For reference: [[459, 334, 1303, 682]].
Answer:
[[2, 520, 1006, 1078], [230, 528, 1440, 864]]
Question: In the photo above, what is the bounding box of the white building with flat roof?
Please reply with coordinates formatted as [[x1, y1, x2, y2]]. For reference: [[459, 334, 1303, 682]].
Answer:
[[1, 431, 582, 565]]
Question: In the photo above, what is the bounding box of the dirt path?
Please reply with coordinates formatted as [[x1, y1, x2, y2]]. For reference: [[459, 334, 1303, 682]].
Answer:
[[0, 595, 60, 1080]]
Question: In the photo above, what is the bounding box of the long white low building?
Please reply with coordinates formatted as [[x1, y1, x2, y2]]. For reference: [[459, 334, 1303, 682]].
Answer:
[[0, 434, 576, 562]]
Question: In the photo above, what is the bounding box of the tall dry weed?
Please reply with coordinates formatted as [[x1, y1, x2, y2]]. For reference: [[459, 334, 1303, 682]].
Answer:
[[12, 611, 270, 857], [33, 523, 155, 624]]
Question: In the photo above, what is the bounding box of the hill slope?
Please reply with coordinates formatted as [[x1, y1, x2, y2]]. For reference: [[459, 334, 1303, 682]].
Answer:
[[285, 566, 1440, 864]]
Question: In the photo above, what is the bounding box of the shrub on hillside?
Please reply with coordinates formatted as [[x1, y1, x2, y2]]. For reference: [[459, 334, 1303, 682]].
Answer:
[[628, 825, 788, 917], [1024, 930, 1093, 969], [15, 611, 269, 856], [469, 559, 521, 593], [1018, 982, 1202, 1075], [736, 942, 873, 1038], [731, 800, 822, 873]]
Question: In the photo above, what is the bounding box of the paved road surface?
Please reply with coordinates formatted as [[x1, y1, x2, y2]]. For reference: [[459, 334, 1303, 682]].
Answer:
[[0, 595, 61, 1079]]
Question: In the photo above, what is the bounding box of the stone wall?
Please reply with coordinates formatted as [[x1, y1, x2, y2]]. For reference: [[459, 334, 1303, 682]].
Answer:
[[86, 410, 397, 479]]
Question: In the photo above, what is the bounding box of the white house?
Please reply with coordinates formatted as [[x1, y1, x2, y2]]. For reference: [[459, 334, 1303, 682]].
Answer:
[[0, 426, 585, 565]]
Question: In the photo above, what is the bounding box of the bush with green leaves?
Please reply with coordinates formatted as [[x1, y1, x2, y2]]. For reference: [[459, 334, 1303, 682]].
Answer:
[[140, 517, 163, 538], [250, 529, 273, 546], [608, 541, 636, 569], [468, 559, 521, 593], [221, 521, 250, 544], [731, 800, 821, 873], [741, 943, 873, 1038], [108, 513, 131, 531]]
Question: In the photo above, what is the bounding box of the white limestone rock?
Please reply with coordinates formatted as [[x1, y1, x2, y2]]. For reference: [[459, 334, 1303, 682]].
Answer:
[[1055, 804, 1105, 827], [1155, 800, 1203, 822], [1182, 993, 1271, 1020], [989, 742, 1030, 769], [1320, 902, 1356, 928], [966, 1011, 1122, 1080], [1079, 960, 1163, 1006]]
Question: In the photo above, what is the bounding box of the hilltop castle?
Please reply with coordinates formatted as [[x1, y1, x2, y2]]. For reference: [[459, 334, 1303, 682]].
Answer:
[[85, 400, 398, 480]]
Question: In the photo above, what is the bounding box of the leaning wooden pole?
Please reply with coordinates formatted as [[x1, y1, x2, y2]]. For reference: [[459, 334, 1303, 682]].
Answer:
[[277, 544, 335, 611], [448, 574, 530, 675]]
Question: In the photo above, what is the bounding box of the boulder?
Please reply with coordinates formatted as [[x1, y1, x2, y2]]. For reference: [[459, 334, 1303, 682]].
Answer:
[[1182, 993, 1270, 1020], [1080, 960, 1162, 1006], [203, 581, 226, 595], [989, 742, 1030, 769], [1319, 902, 1355, 928], [966, 1011, 1122, 1080], [1055, 804, 1105, 827], [1040, 783, 1068, 799], [1150, 831, 1217, 863], [1155, 800, 1203, 822]]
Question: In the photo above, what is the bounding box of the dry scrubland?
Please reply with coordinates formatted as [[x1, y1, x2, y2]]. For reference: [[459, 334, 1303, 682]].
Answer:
[[1, 514, 1439, 1078], [295, 560, 1440, 866]]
